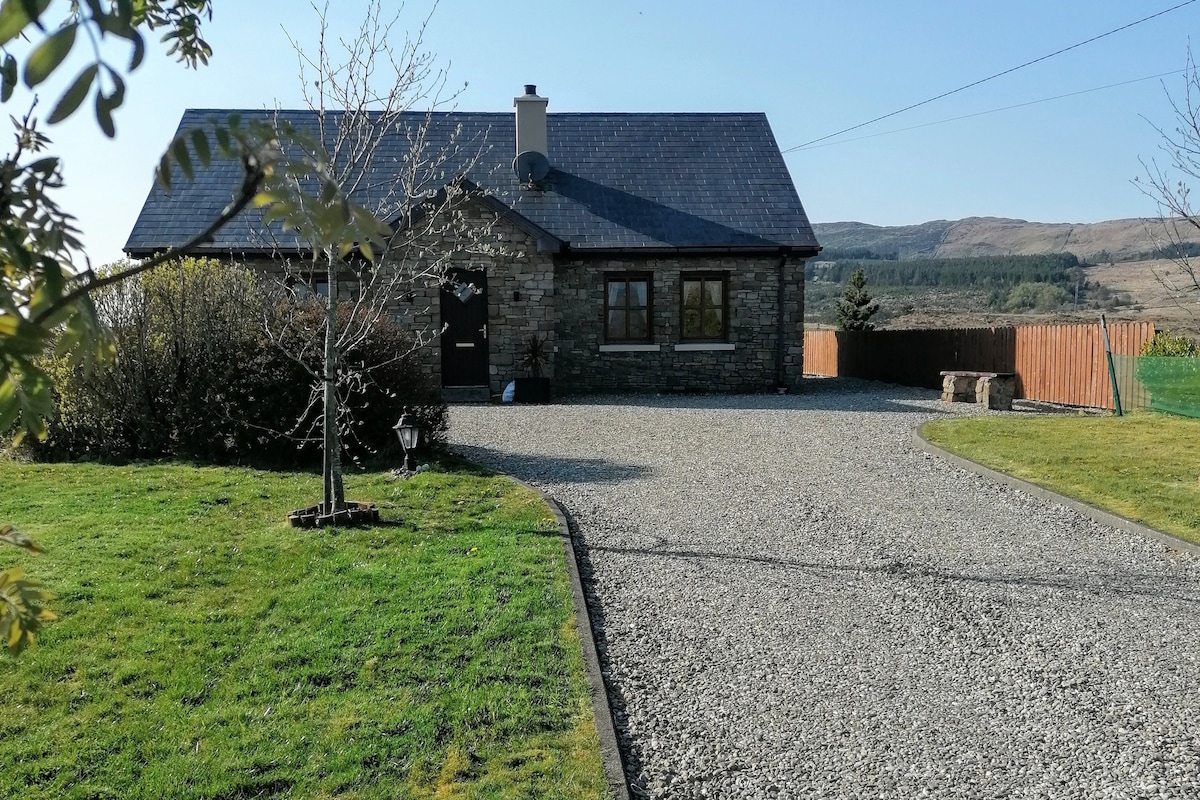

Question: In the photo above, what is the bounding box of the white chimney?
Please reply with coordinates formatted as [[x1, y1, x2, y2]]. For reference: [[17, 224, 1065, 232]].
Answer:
[[514, 84, 548, 158]]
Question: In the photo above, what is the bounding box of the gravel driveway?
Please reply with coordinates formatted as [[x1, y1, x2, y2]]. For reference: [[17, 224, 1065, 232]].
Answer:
[[448, 381, 1200, 800]]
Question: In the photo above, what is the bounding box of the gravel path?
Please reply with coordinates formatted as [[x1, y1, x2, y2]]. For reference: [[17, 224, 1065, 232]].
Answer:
[[448, 381, 1200, 800]]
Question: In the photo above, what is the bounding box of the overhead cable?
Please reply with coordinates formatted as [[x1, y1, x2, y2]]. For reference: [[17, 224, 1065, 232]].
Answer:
[[794, 70, 1185, 151], [783, 0, 1198, 153]]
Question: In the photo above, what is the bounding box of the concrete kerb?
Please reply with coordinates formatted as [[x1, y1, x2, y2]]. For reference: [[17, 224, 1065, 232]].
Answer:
[[913, 426, 1200, 559], [508, 476, 632, 800]]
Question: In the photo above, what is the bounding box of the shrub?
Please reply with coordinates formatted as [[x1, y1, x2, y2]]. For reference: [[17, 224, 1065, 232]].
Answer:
[[38, 258, 270, 461], [30, 259, 446, 464], [1004, 282, 1068, 312], [1140, 331, 1198, 357], [1085, 284, 1131, 311], [268, 302, 448, 463]]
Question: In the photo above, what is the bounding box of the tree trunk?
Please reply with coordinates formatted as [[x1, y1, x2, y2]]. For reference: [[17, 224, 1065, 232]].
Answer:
[[322, 248, 346, 513]]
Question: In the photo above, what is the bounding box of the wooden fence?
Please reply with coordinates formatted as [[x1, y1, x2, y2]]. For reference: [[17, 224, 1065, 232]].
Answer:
[[803, 321, 1155, 410]]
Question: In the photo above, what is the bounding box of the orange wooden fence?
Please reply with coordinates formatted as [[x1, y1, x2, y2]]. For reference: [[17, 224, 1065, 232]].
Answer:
[[803, 321, 1155, 410], [802, 329, 839, 378], [1014, 322, 1154, 410]]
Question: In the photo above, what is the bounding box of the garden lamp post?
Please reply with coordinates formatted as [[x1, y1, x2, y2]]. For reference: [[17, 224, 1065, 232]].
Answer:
[[393, 411, 420, 471]]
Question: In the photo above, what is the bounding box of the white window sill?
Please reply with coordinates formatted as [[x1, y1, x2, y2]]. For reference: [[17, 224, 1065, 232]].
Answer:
[[674, 343, 735, 352], [599, 343, 661, 353]]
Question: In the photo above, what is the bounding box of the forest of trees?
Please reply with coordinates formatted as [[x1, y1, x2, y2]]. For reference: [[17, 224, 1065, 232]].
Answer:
[[819, 247, 900, 262], [1127, 241, 1200, 261], [806, 253, 1082, 290], [805, 252, 1130, 321]]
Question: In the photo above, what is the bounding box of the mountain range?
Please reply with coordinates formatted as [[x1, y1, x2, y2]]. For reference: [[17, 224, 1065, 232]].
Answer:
[[810, 217, 1200, 262]]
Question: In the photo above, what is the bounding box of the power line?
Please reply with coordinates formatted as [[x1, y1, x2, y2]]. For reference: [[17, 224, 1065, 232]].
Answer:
[[793, 70, 1185, 152], [783, 0, 1199, 154]]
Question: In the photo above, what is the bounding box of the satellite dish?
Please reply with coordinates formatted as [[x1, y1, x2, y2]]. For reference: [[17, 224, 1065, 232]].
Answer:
[[513, 150, 550, 183]]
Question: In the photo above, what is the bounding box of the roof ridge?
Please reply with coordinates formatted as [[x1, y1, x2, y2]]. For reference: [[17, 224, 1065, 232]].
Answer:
[[180, 108, 767, 118]]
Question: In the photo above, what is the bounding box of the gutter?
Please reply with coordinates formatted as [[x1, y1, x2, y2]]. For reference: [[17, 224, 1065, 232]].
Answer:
[[123, 247, 295, 260], [775, 251, 788, 389], [561, 244, 820, 258]]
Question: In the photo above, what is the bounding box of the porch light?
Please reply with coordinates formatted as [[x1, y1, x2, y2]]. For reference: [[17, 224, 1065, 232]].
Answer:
[[393, 410, 421, 471]]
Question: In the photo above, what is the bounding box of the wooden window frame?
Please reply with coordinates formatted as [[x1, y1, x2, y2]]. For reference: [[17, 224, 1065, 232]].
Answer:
[[603, 273, 654, 343], [680, 272, 729, 342]]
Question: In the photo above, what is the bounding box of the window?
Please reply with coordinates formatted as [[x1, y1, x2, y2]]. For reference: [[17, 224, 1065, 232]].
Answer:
[[294, 275, 365, 303], [681, 274, 727, 340], [288, 274, 330, 302], [605, 274, 652, 341]]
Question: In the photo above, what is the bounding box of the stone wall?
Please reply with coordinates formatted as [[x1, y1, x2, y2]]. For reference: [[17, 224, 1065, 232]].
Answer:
[[229, 213, 807, 397], [382, 204, 557, 395], [479, 232, 556, 391], [554, 253, 805, 394]]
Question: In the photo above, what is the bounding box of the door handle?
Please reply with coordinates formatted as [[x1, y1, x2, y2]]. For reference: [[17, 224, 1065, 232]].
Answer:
[[480, 324, 487, 340]]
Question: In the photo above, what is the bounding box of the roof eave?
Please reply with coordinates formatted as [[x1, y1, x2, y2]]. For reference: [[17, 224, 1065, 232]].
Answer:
[[123, 244, 309, 260], [559, 244, 820, 258]]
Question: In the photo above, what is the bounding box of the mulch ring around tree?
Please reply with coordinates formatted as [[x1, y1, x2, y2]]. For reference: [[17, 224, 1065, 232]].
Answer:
[[287, 502, 380, 528]]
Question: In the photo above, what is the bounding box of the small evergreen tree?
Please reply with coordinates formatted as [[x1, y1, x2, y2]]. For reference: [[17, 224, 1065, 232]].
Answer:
[[835, 268, 880, 331]]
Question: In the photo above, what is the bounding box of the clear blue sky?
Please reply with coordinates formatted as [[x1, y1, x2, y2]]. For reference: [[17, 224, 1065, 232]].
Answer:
[[21, 0, 1200, 266]]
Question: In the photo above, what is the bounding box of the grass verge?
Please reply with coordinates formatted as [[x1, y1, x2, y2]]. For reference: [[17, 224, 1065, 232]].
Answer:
[[922, 413, 1200, 546], [0, 461, 608, 799]]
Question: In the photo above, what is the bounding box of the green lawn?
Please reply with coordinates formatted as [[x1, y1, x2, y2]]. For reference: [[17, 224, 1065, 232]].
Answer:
[[922, 413, 1200, 545], [0, 462, 608, 799]]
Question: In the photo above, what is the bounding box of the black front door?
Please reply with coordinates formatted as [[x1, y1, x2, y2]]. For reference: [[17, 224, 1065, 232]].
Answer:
[[440, 270, 489, 387]]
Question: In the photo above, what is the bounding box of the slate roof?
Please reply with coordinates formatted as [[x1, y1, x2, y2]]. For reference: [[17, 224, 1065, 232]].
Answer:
[[124, 109, 820, 257]]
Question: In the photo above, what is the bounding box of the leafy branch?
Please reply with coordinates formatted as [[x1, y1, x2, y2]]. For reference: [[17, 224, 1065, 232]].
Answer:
[[0, 0, 216, 657], [0, 522, 55, 656]]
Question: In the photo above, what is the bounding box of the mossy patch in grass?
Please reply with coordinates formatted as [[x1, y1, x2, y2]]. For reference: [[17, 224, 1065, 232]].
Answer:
[[922, 412, 1200, 545], [0, 462, 608, 799]]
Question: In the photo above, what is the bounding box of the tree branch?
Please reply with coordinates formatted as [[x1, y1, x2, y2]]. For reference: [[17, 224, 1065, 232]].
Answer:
[[31, 164, 264, 327]]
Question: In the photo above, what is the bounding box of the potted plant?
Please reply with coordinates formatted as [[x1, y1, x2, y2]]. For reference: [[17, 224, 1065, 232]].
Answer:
[[514, 334, 552, 403]]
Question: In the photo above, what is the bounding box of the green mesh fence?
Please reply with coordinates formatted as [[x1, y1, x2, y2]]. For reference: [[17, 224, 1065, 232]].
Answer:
[[1113, 354, 1200, 418]]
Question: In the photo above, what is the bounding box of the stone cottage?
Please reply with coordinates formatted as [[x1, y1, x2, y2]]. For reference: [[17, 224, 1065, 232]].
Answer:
[[125, 86, 821, 397]]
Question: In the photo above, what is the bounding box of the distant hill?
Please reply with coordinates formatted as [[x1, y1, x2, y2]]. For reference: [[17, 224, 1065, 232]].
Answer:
[[810, 220, 955, 259], [811, 216, 1200, 262]]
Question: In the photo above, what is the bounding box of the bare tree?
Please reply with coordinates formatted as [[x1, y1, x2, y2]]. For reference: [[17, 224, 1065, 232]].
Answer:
[[261, 1, 502, 518], [1137, 46, 1200, 327]]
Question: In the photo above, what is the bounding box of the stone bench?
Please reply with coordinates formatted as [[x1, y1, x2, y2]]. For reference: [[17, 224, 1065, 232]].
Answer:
[[940, 370, 1016, 411]]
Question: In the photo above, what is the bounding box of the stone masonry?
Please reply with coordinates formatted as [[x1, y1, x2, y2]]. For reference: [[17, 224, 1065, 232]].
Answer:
[[236, 202, 806, 396], [940, 372, 1015, 411], [394, 204, 806, 395], [976, 375, 1015, 411], [554, 253, 805, 394]]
